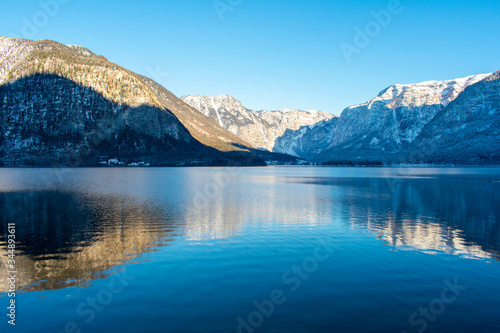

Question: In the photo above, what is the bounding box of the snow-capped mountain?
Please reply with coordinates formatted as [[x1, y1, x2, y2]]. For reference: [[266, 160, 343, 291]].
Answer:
[[278, 73, 492, 162], [333, 74, 490, 145], [409, 71, 500, 164], [181, 94, 334, 152]]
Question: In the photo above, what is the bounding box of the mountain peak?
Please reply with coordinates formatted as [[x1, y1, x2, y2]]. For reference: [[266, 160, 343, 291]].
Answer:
[[182, 94, 247, 114], [277, 71, 499, 163], [182, 94, 334, 151], [354, 73, 493, 110]]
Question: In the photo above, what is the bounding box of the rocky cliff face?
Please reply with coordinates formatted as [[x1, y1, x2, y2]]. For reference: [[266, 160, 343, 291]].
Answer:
[[142, 81, 253, 152], [273, 118, 339, 159], [181, 94, 334, 152], [276, 73, 492, 162], [0, 74, 201, 165], [0, 36, 260, 166], [409, 71, 500, 164]]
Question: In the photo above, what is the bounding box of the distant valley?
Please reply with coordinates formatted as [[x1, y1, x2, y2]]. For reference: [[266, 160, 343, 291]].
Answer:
[[181, 94, 334, 152]]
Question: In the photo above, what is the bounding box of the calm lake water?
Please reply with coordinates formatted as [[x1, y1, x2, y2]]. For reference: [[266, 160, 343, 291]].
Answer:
[[1, 167, 499, 333]]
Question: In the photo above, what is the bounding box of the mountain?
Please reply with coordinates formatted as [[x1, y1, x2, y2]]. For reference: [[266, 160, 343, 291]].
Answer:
[[273, 117, 339, 160], [0, 36, 268, 166], [277, 73, 492, 162], [181, 94, 334, 152], [409, 71, 500, 164], [2, 36, 497, 166]]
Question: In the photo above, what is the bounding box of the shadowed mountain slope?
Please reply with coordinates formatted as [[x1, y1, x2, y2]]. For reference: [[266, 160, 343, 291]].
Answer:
[[0, 36, 259, 166]]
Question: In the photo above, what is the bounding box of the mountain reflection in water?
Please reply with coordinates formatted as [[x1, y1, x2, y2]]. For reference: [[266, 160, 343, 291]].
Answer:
[[0, 191, 177, 292], [284, 174, 500, 260]]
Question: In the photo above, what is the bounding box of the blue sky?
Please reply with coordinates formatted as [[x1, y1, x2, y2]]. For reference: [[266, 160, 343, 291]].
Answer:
[[1, 0, 499, 115]]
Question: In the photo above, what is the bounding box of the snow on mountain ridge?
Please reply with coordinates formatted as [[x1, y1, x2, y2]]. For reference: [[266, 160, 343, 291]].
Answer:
[[184, 72, 487, 158], [0, 37, 34, 85], [276, 72, 494, 162], [0, 38, 96, 84], [66, 44, 94, 57], [348, 73, 491, 111], [182, 94, 334, 151]]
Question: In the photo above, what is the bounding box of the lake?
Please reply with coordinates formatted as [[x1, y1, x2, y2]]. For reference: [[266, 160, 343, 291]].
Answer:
[[1, 166, 499, 333]]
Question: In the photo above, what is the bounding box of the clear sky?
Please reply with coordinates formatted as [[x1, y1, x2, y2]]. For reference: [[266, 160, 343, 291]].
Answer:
[[1, 0, 499, 115]]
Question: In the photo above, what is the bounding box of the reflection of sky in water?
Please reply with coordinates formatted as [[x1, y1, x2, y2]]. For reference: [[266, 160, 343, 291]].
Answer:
[[0, 167, 500, 333]]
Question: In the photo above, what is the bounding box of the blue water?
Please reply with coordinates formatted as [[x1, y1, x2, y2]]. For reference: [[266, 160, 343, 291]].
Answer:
[[0, 167, 499, 333]]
